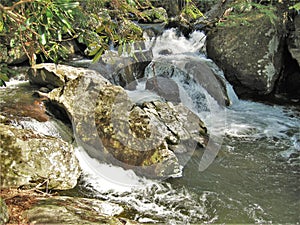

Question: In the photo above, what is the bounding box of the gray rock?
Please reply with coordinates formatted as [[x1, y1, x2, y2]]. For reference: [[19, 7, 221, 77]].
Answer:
[[206, 12, 284, 97], [24, 196, 129, 225], [146, 77, 181, 103], [145, 59, 230, 106], [0, 122, 80, 190], [29, 63, 99, 88], [89, 49, 153, 86], [288, 14, 300, 66], [0, 197, 9, 224]]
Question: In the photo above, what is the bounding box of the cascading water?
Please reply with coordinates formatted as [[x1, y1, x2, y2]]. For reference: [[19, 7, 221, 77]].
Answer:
[[74, 29, 299, 223], [1, 29, 299, 224]]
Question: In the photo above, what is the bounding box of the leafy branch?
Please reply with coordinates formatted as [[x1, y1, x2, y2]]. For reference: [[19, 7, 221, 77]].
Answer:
[[0, 0, 80, 65]]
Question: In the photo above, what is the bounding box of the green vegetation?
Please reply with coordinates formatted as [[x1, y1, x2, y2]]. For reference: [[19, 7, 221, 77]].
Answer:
[[0, 0, 161, 86], [0, 0, 81, 65], [216, 0, 278, 27], [1, 0, 296, 88], [0, 0, 156, 67], [289, 2, 300, 11], [181, 0, 204, 21]]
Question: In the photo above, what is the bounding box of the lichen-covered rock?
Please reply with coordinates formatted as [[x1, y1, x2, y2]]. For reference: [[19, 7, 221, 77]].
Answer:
[[24, 196, 130, 225], [45, 64, 208, 178], [288, 14, 300, 66], [206, 12, 284, 98], [0, 122, 80, 190], [0, 197, 9, 224]]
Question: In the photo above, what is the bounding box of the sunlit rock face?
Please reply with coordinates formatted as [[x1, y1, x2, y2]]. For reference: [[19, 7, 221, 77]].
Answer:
[[206, 12, 285, 98], [0, 117, 80, 190], [36, 63, 208, 179]]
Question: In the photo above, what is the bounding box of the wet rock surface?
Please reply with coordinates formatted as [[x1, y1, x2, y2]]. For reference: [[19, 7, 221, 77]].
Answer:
[[39, 63, 208, 178], [0, 116, 80, 190], [0, 188, 138, 225], [206, 12, 284, 98], [145, 59, 230, 106], [145, 77, 181, 103], [288, 14, 300, 67]]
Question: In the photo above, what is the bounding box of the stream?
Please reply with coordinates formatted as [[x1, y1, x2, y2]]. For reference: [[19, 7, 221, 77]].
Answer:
[[1, 29, 299, 224]]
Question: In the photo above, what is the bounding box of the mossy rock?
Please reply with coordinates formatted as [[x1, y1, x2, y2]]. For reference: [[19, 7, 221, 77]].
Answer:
[[0, 122, 81, 190], [207, 8, 284, 97]]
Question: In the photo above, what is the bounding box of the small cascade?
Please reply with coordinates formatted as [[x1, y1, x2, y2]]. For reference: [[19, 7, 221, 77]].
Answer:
[[79, 29, 300, 223], [2, 28, 299, 224]]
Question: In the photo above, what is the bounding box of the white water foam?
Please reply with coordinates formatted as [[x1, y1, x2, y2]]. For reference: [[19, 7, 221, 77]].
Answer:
[[75, 146, 154, 193], [226, 101, 300, 140], [145, 28, 206, 58], [77, 28, 300, 223], [75, 145, 218, 223]]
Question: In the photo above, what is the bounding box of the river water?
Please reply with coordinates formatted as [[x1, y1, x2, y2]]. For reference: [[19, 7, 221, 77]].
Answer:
[[1, 29, 299, 224]]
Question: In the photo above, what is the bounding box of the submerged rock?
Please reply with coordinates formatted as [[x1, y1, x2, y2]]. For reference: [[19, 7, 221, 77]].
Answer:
[[206, 11, 284, 98], [2, 98, 49, 122], [41, 64, 208, 178], [0, 120, 80, 190]]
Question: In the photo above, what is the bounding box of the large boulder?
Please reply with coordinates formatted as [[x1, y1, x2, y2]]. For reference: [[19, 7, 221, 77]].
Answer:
[[206, 11, 284, 98], [0, 118, 80, 190], [29, 63, 89, 89], [89, 47, 153, 86], [288, 14, 300, 66], [37, 63, 208, 178]]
